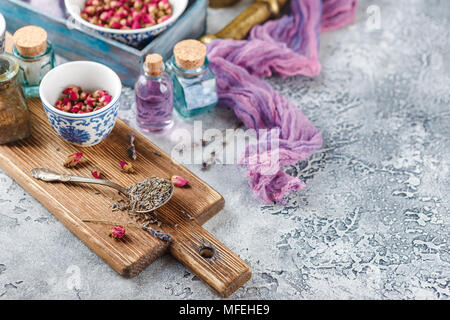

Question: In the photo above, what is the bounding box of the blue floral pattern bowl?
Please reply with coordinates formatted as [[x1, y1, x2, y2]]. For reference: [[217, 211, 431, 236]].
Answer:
[[40, 61, 122, 147], [65, 0, 188, 48]]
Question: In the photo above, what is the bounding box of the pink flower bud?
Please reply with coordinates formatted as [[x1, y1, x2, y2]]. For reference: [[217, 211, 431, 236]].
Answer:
[[64, 152, 83, 168], [71, 102, 83, 113], [120, 161, 134, 173], [148, 3, 157, 14], [69, 90, 79, 101], [171, 175, 189, 188], [141, 13, 154, 24], [85, 95, 96, 107], [111, 225, 126, 239], [100, 94, 112, 105], [80, 91, 89, 101], [110, 0, 121, 9], [99, 11, 112, 22], [63, 85, 81, 95], [93, 89, 108, 98], [55, 100, 63, 110], [83, 6, 96, 15], [62, 101, 72, 112], [110, 21, 122, 29], [134, 0, 143, 11], [131, 20, 142, 29], [91, 168, 102, 179]]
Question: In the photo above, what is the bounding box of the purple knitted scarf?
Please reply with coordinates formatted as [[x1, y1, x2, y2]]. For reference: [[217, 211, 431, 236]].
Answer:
[[207, 0, 357, 204]]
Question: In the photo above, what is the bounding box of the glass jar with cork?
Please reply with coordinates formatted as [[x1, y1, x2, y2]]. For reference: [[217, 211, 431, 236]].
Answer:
[[135, 53, 174, 132], [166, 39, 218, 118], [0, 53, 31, 144], [12, 25, 55, 98]]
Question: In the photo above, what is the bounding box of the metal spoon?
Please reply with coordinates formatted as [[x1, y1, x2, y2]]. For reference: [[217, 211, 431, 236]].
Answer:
[[30, 168, 174, 213]]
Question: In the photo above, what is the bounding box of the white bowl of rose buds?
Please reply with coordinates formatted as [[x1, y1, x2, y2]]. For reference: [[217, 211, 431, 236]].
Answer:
[[65, 0, 188, 47], [40, 61, 122, 147]]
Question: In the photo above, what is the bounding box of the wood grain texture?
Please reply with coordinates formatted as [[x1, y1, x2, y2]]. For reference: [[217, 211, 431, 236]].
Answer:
[[0, 98, 251, 297]]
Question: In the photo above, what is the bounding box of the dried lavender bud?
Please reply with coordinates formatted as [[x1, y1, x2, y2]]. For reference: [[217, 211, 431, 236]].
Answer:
[[126, 177, 173, 212], [127, 132, 137, 160]]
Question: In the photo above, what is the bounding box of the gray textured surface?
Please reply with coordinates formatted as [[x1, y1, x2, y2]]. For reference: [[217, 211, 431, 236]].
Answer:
[[1, 0, 449, 299]]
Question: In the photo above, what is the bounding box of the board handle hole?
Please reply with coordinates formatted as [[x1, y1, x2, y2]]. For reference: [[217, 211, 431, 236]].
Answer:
[[199, 246, 215, 259]]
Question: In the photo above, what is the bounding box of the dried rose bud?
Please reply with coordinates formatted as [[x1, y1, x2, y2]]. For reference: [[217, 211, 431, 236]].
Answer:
[[91, 168, 101, 179], [62, 101, 72, 112], [63, 85, 81, 94], [134, 0, 143, 11], [131, 20, 141, 29], [69, 90, 79, 102], [99, 94, 112, 105], [93, 89, 108, 98], [171, 175, 189, 187], [148, 3, 157, 14], [141, 13, 154, 24], [64, 152, 83, 168], [111, 225, 126, 239], [120, 161, 134, 173], [85, 95, 96, 107], [79, 91, 89, 101], [55, 100, 63, 110]]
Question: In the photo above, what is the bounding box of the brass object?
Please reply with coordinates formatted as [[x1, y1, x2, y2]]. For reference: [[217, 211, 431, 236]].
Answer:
[[201, 0, 289, 43], [209, 0, 241, 8]]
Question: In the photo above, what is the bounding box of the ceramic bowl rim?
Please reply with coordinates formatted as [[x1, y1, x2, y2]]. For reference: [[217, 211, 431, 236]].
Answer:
[[0, 12, 5, 35], [64, 0, 188, 35], [39, 61, 122, 118]]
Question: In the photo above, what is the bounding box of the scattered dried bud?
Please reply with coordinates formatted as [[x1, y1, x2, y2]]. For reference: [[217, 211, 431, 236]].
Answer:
[[91, 168, 102, 179], [120, 161, 134, 173], [64, 152, 83, 168], [111, 225, 126, 239], [171, 175, 189, 187]]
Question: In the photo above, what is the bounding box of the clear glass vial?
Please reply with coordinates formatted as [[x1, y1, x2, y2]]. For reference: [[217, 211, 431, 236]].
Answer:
[[0, 53, 31, 144], [12, 26, 55, 98], [135, 54, 174, 132], [166, 39, 218, 118]]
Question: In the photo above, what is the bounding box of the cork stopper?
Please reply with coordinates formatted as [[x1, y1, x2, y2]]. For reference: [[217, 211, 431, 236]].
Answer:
[[145, 54, 163, 76], [173, 39, 207, 70], [13, 26, 48, 58]]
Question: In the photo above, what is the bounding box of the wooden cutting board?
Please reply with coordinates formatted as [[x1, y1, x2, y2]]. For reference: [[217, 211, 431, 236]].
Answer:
[[0, 98, 251, 297]]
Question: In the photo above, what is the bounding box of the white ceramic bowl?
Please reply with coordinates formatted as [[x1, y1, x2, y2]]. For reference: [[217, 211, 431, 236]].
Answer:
[[65, 0, 188, 47], [39, 61, 122, 147], [0, 12, 6, 52]]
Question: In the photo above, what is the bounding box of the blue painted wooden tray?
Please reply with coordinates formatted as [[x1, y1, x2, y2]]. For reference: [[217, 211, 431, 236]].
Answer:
[[0, 0, 207, 86]]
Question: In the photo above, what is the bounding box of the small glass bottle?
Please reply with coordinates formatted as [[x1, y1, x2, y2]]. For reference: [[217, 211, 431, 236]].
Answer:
[[0, 53, 31, 144], [166, 39, 218, 118], [135, 54, 174, 132], [12, 25, 55, 98]]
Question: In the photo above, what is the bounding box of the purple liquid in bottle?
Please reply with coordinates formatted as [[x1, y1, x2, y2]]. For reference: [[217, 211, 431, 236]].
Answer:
[[135, 56, 173, 132]]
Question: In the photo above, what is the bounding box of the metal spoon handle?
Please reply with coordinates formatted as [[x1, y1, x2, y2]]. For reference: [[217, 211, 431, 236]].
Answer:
[[31, 168, 128, 195]]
